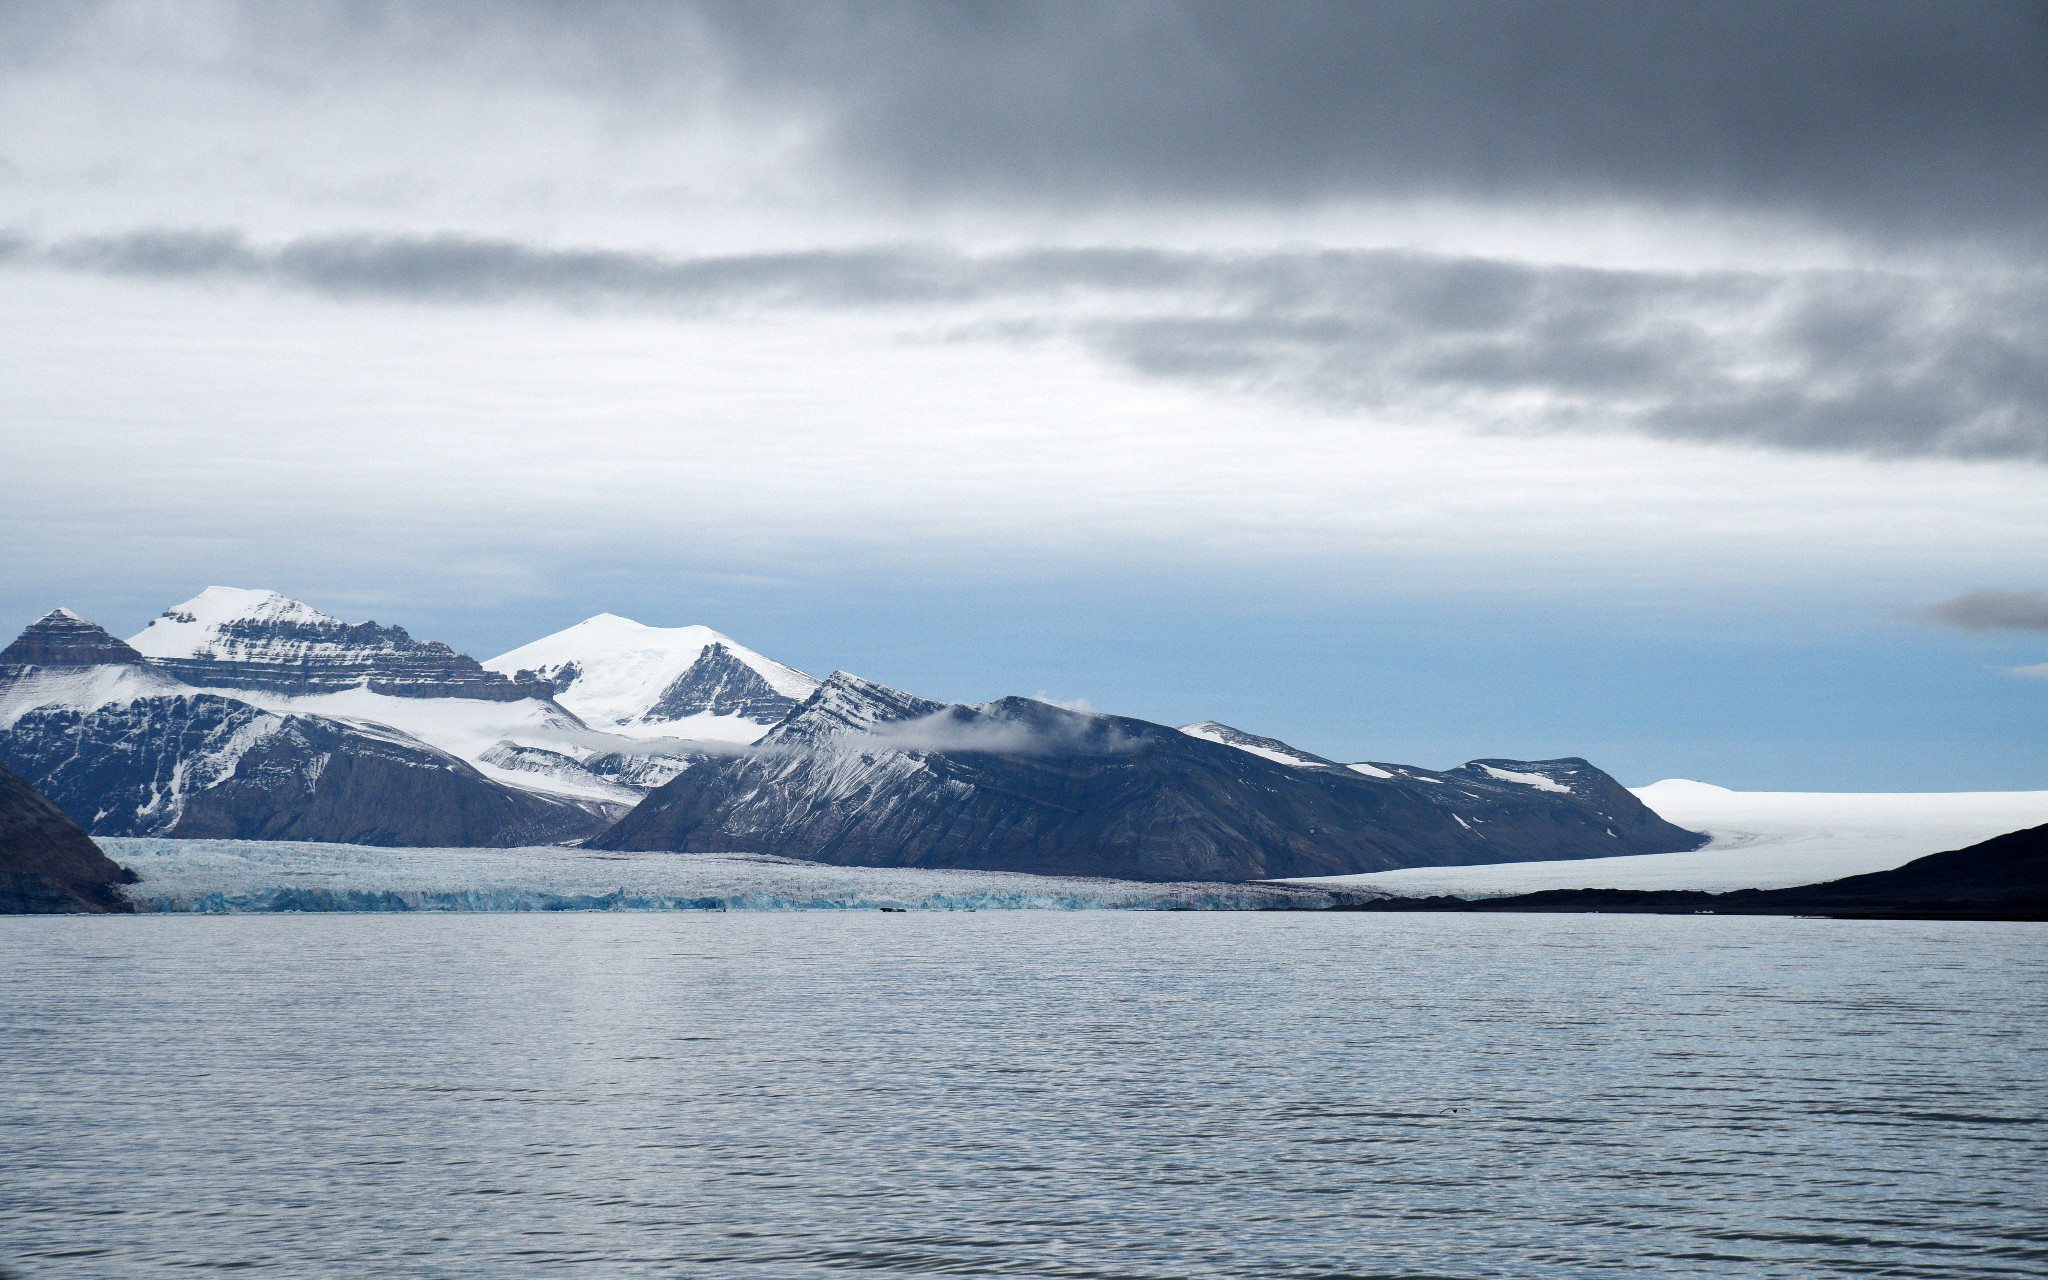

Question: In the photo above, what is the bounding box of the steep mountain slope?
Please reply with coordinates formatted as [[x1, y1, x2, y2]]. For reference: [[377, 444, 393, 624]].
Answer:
[[483, 614, 820, 740], [123, 588, 663, 808], [2, 608, 616, 845], [0, 760, 136, 913], [595, 676, 1705, 880]]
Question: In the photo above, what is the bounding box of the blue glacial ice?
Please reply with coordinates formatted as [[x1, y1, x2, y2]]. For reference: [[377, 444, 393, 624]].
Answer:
[[100, 838, 1379, 913]]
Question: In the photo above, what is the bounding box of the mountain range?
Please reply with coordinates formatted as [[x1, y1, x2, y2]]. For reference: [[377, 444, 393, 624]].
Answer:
[[0, 587, 1707, 877]]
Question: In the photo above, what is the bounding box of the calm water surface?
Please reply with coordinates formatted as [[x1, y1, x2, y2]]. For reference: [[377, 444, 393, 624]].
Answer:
[[2, 913, 2042, 1278]]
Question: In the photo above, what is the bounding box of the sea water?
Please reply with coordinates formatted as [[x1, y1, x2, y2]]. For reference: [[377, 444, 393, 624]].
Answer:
[[2, 912, 2041, 1278]]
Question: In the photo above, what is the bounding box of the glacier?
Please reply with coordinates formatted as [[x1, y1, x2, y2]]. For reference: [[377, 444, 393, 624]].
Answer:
[[1285, 780, 2048, 896], [102, 837, 1380, 913]]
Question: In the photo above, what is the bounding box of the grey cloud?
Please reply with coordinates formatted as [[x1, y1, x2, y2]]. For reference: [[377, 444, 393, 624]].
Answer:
[[702, 0, 2048, 240], [1920, 590, 2048, 632], [842, 707, 1151, 756], [13, 2, 2048, 240], [25, 228, 2048, 461]]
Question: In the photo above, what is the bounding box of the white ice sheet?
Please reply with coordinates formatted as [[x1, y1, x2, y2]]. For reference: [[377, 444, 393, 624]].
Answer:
[[102, 839, 1368, 913], [1284, 779, 2048, 896]]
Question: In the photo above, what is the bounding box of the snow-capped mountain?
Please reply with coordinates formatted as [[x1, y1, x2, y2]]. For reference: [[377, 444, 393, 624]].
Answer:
[[3, 588, 1706, 874], [1, 607, 612, 845], [0, 592, 839, 846], [131, 587, 550, 700], [596, 680, 1705, 881], [483, 614, 820, 740]]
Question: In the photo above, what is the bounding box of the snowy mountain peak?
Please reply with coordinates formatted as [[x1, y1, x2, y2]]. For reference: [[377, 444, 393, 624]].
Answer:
[[130, 587, 338, 657], [125, 587, 549, 701], [483, 614, 818, 740], [1178, 721, 1337, 769]]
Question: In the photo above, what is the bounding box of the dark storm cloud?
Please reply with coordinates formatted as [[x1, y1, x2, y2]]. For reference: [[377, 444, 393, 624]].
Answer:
[[1919, 590, 2048, 632], [31, 228, 2048, 461], [684, 0, 2048, 235], [16, 2, 2048, 238]]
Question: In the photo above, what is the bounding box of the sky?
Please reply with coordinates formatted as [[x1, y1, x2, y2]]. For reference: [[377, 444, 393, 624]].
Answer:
[[3, 0, 2046, 789]]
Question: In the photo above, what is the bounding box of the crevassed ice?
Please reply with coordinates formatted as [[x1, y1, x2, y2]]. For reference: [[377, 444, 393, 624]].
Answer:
[[102, 839, 1375, 913]]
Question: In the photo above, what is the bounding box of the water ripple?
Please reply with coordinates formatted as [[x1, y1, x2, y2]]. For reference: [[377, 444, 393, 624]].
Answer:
[[1, 913, 2042, 1278]]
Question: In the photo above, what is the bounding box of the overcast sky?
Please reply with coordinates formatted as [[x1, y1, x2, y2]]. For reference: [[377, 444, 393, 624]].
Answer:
[[4, 1, 2046, 788]]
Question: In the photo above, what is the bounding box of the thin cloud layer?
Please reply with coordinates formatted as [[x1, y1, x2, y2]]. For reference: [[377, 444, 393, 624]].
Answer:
[[1921, 589, 2048, 633], [29, 229, 2048, 461]]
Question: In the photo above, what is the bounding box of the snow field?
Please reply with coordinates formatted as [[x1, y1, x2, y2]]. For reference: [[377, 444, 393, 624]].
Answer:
[[1287, 780, 2048, 896]]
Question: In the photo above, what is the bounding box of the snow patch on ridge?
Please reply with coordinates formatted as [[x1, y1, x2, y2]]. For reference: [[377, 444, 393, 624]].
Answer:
[[1479, 764, 1571, 793], [1178, 721, 1332, 768]]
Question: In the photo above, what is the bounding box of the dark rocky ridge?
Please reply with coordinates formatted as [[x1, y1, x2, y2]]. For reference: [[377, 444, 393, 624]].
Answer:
[[168, 716, 611, 846], [0, 609, 145, 668], [145, 614, 552, 701], [594, 674, 1705, 881], [643, 642, 809, 722], [0, 760, 136, 913], [1344, 822, 2048, 921]]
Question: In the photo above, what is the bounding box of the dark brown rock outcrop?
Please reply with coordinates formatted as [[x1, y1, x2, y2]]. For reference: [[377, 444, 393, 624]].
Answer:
[[0, 609, 144, 668], [0, 760, 136, 913]]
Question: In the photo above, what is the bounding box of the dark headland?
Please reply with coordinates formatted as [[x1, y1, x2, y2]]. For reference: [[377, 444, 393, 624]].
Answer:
[[1339, 823, 2048, 922], [0, 761, 137, 913]]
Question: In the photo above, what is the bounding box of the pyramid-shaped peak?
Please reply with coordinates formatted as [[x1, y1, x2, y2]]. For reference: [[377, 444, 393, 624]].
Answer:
[[763, 671, 946, 747], [134, 587, 338, 646], [1, 609, 145, 668]]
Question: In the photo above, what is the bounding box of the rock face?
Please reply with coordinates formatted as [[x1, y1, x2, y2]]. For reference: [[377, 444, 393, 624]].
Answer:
[[0, 760, 136, 913], [641, 642, 809, 723], [1, 692, 608, 846], [169, 717, 605, 846], [594, 674, 1707, 881], [0, 609, 146, 668], [130, 587, 551, 700]]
